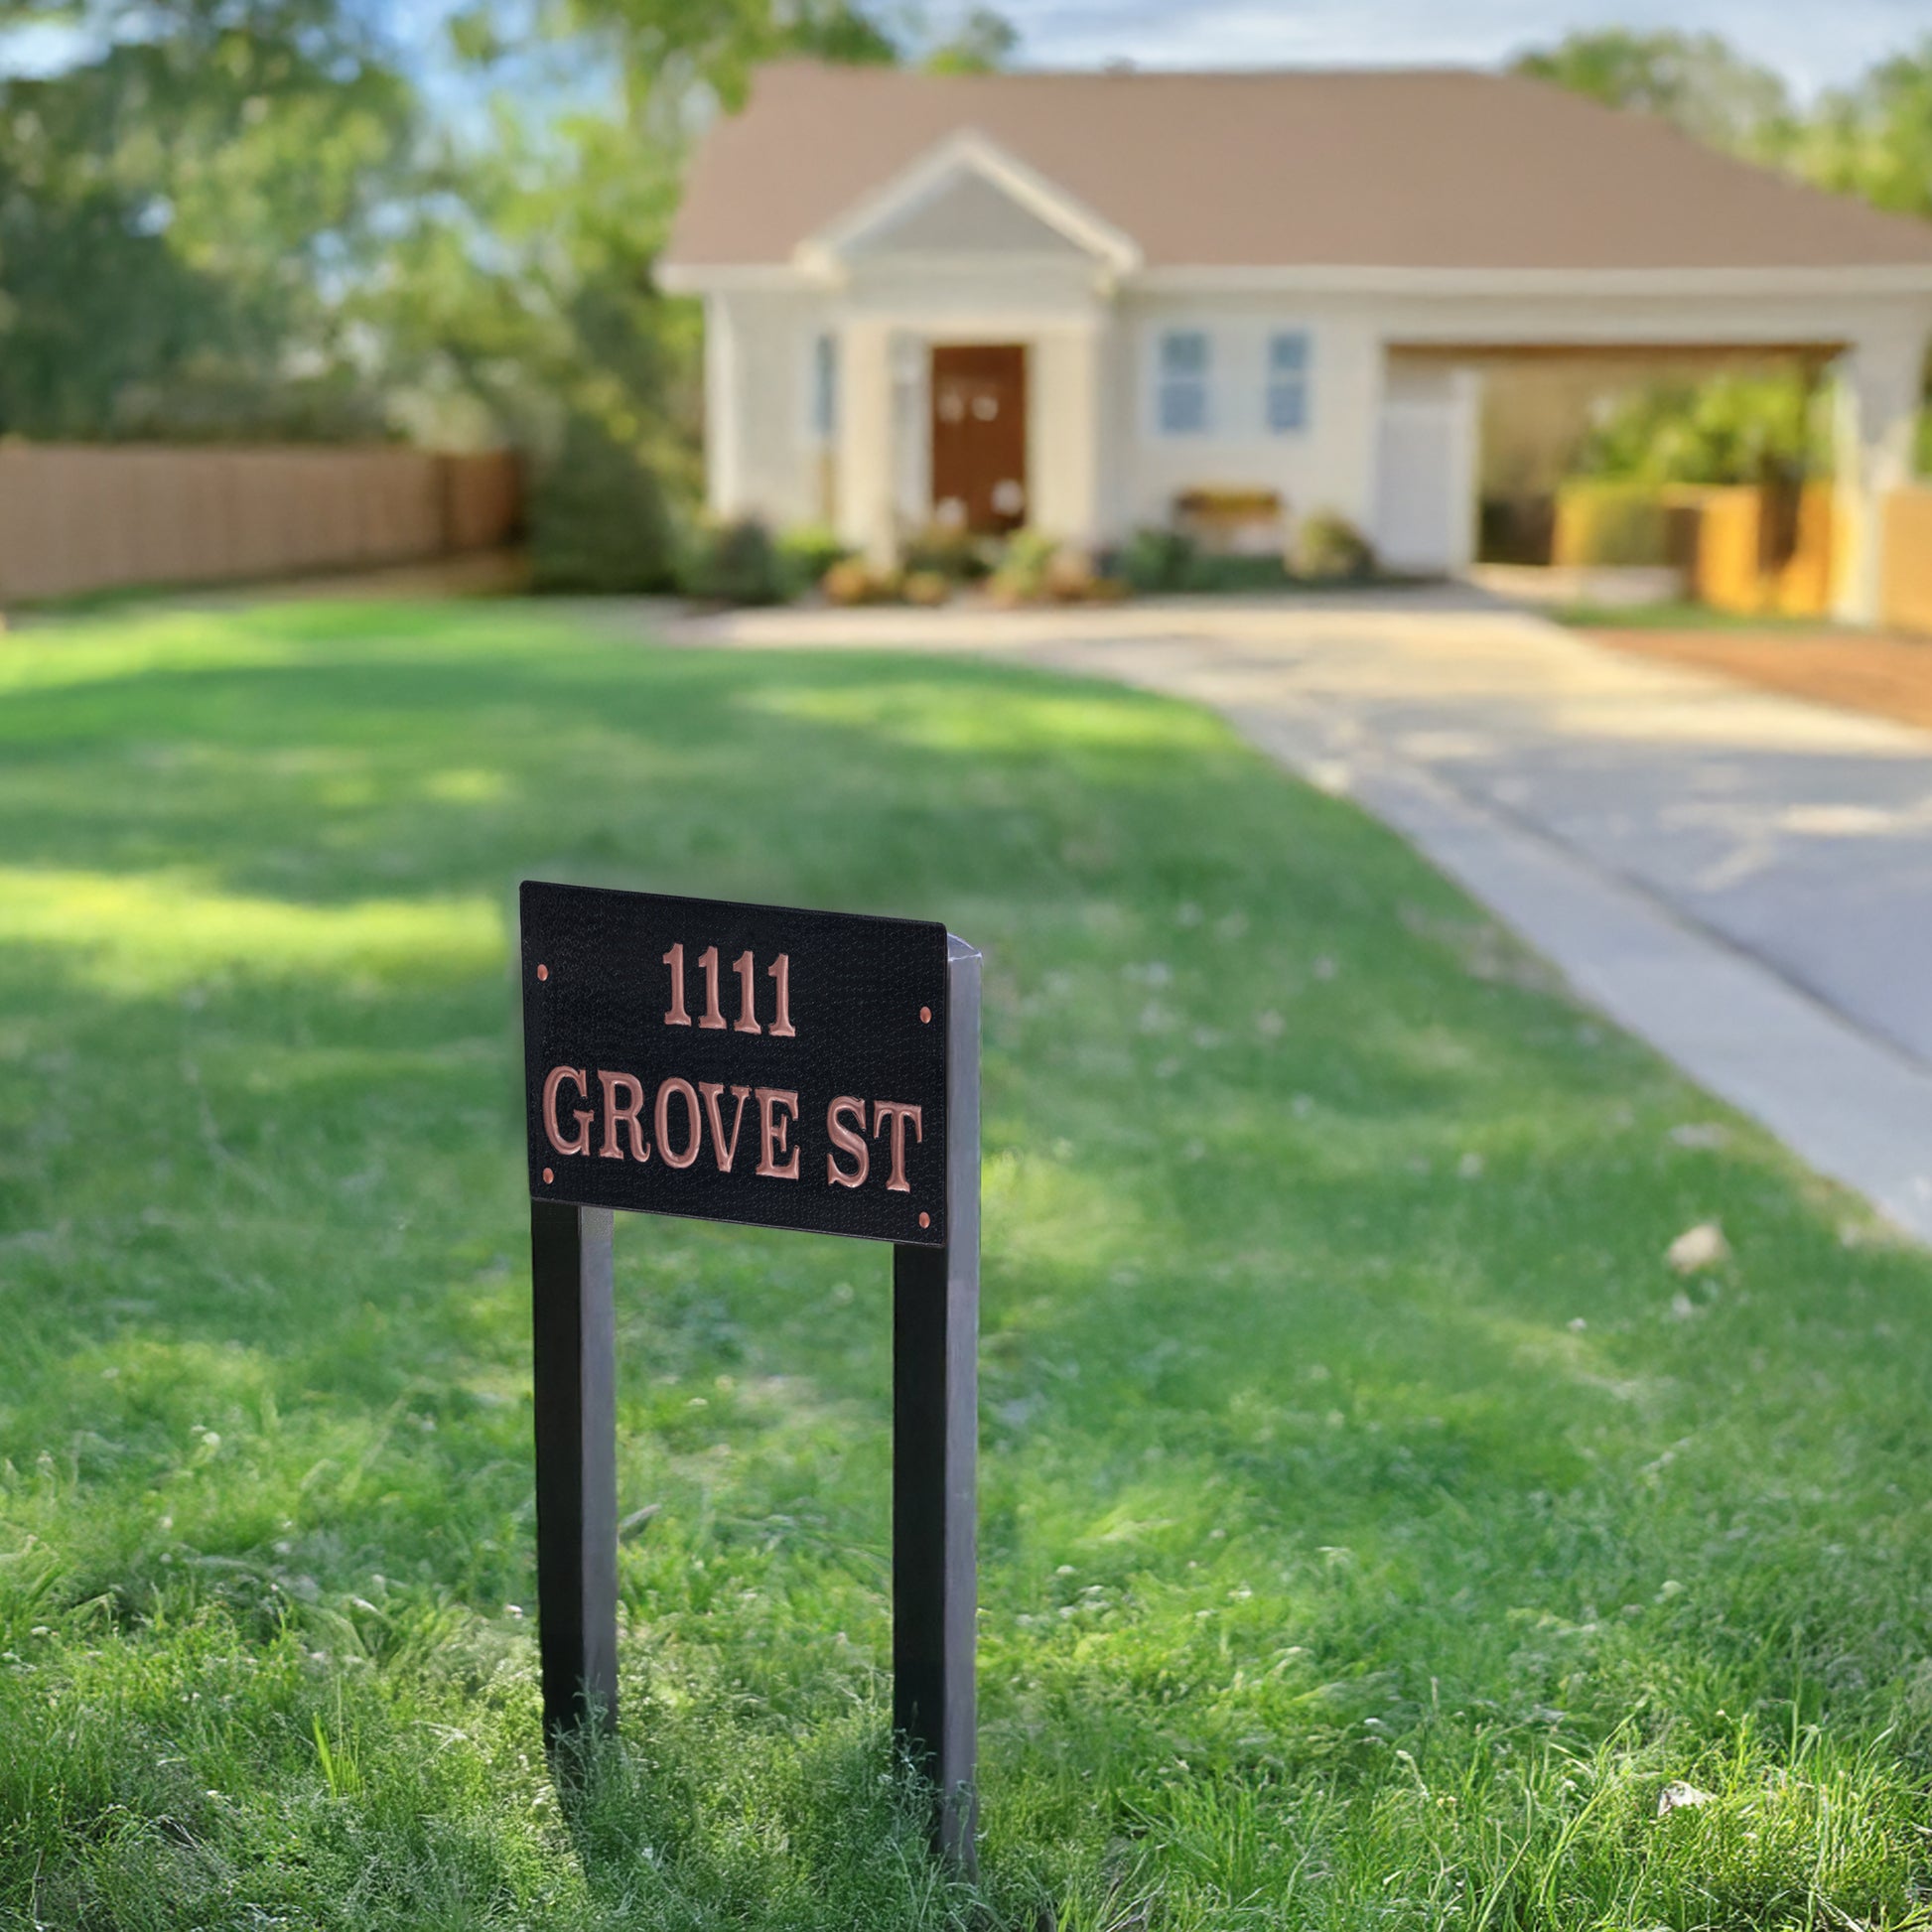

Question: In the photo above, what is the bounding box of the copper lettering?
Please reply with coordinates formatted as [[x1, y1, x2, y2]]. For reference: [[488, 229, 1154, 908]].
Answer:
[[654, 1076, 702, 1169], [729, 949, 760, 1034], [542, 1065, 593, 1158], [766, 953, 796, 1036], [756, 1088, 801, 1180], [696, 945, 726, 1029], [598, 1070, 648, 1163], [826, 1096, 869, 1187], [872, 1101, 923, 1192], [662, 942, 690, 1026], [699, 1081, 753, 1172]]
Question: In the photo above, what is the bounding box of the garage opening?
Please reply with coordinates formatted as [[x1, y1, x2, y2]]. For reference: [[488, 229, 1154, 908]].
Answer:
[[1386, 340, 1845, 610]]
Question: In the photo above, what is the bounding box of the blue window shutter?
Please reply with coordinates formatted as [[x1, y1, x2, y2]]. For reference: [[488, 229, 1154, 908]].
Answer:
[[1157, 329, 1210, 436], [1266, 330, 1311, 435]]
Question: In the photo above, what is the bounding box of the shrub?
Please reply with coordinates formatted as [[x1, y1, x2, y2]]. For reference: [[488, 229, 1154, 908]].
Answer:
[[1294, 509, 1376, 582], [900, 522, 996, 583], [1043, 548, 1096, 603], [777, 524, 852, 595], [987, 528, 1060, 604], [679, 516, 790, 605], [1183, 553, 1292, 593], [822, 559, 902, 606], [528, 416, 677, 594], [821, 559, 873, 606], [902, 569, 952, 607], [1119, 526, 1196, 594]]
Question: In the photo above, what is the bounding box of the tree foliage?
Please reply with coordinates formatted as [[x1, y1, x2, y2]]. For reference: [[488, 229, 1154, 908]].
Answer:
[[1512, 29, 1798, 162], [923, 6, 1021, 75], [1800, 40, 1932, 222], [1574, 373, 1832, 486], [1515, 26, 1932, 233], [0, 0, 419, 439]]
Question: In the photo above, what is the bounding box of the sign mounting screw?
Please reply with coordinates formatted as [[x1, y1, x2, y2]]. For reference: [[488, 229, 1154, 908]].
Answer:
[[919, 1006, 931, 1024], [542, 1167, 554, 1184], [537, 963, 549, 981], [918, 1211, 930, 1229]]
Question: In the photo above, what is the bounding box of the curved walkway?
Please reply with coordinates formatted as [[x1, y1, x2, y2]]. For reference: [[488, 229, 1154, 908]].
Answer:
[[653, 591, 1932, 1242]]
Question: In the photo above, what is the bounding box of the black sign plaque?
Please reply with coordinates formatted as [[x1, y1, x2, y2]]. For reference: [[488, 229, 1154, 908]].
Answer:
[[520, 881, 948, 1246], [518, 879, 981, 1869]]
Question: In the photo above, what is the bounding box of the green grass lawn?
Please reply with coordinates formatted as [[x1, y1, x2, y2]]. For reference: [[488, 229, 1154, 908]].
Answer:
[[1547, 599, 1854, 634], [7, 600, 1932, 1929]]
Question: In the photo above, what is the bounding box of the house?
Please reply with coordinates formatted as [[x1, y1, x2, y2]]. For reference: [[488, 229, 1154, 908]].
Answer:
[[659, 64, 1932, 618]]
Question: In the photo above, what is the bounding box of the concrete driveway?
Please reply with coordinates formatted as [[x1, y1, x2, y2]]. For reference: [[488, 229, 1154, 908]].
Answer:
[[655, 590, 1932, 1238]]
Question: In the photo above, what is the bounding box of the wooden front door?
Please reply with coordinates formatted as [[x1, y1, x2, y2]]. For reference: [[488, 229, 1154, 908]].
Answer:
[[930, 345, 1028, 534]]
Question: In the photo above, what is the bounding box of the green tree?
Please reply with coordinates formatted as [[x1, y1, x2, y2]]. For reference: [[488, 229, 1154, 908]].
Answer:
[[1799, 40, 1932, 221], [1575, 372, 1832, 486], [446, 0, 897, 123], [924, 5, 1020, 73], [1511, 29, 1797, 161], [0, 0, 420, 440]]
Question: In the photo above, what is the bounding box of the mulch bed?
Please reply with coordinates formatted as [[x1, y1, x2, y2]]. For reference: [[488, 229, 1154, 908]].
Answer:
[[1587, 625, 1932, 734]]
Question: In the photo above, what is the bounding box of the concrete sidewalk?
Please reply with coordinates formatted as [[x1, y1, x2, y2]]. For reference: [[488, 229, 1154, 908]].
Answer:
[[652, 592, 1932, 1242]]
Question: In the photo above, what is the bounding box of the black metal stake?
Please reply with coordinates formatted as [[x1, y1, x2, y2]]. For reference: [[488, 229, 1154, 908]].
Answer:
[[530, 1198, 620, 1753], [893, 934, 981, 1869]]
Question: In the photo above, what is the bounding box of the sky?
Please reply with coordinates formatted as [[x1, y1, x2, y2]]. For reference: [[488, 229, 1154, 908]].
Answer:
[[3, 0, 1925, 97], [999, 0, 1928, 97]]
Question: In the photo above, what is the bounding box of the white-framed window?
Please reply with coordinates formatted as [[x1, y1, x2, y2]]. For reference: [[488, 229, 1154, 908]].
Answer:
[[1155, 328, 1211, 436], [810, 332, 838, 443], [1266, 330, 1311, 434]]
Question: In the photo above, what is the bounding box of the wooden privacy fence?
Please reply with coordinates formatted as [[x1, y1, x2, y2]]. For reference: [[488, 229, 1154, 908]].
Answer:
[[1665, 483, 1835, 620], [1882, 489, 1932, 638], [1551, 478, 1836, 618], [0, 444, 521, 604]]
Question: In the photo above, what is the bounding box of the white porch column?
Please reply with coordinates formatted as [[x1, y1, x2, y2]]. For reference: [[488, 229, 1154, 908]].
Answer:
[[1447, 367, 1483, 573], [1831, 331, 1924, 624], [835, 319, 897, 562], [1029, 321, 1105, 544], [702, 295, 744, 518], [891, 334, 928, 535]]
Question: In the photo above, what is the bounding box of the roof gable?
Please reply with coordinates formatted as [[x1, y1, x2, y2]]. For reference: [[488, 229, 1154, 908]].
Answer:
[[825, 133, 1129, 267], [664, 63, 1932, 278]]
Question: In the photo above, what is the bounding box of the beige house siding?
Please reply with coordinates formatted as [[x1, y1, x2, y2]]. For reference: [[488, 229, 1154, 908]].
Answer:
[[700, 278, 1932, 609], [1113, 295, 1385, 535], [704, 289, 838, 529]]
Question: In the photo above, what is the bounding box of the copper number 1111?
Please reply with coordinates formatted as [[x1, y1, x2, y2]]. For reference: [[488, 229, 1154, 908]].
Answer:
[[661, 942, 795, 1038]]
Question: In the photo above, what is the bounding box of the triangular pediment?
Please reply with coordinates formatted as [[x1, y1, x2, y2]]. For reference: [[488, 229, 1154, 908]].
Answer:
[[850, 168, 1091, 258], [799, 130, 1142, 275]]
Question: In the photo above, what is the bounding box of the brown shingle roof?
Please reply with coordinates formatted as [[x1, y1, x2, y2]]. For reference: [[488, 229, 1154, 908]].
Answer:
[[664, 63, 1932, 274]]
